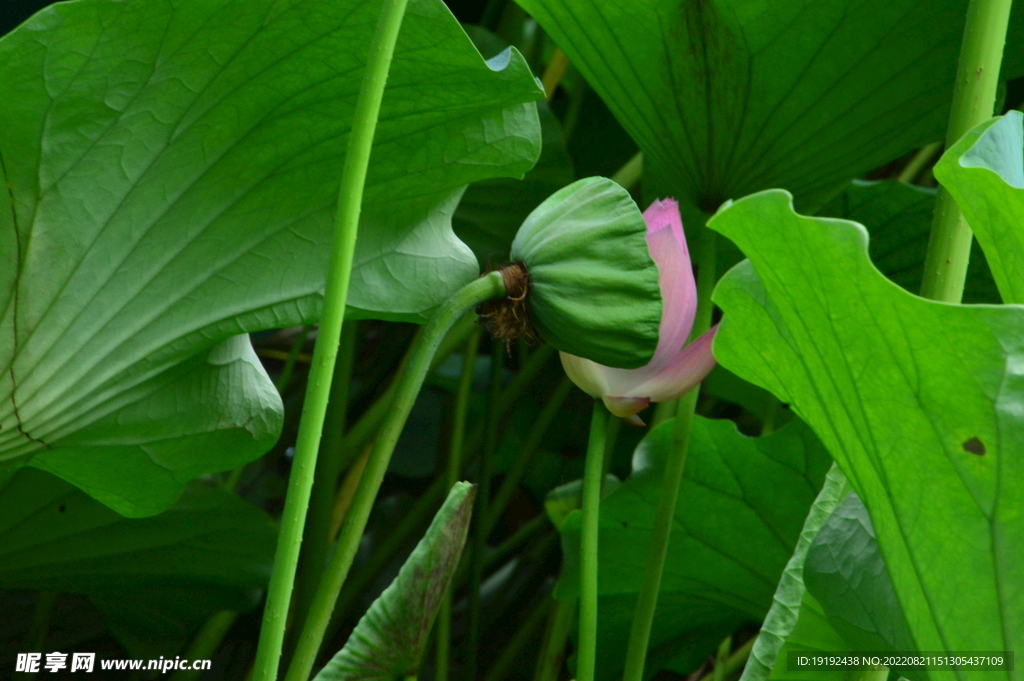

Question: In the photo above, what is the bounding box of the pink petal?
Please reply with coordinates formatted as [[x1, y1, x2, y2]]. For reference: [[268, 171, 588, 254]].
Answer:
[[643, 199, 698, 370], [631, 324, 719, 402], [559, 351, 609, 398]]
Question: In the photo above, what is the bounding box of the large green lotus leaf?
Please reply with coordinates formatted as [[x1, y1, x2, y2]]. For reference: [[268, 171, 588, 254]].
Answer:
[[511, 176, 662, 368], [557, 415, 831, 679], [709, 191, 1024, 678], [819, 180, 1000, 304], [516, 0, 1024, 224], [0, 467, 275, 656], [934, 111, 1024, 304], [314, 481, 475, 680], [0, 0, 542, 514]]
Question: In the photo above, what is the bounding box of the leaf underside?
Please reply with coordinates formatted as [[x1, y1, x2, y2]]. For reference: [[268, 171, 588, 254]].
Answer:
[[0, 0, 543, 515]]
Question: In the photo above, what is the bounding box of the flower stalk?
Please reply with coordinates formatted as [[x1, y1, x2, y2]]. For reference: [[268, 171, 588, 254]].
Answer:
[[621, 225, 717, 681]]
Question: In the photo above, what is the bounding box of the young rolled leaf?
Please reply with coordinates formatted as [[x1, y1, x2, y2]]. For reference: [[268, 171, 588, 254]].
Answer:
[[509, 177, 662, 369], [518, 0, 1024, 222], [760, 591, 854, 681], [0, 0, 542, 515], [710, 190, 1024, 674], [933, 111, 1024, 304], [752, 493, 915, 681], [313, 481, 476, 681], [556, 415, 831, 679], [804, 494, 917, 673], [739, 466, 850, 681]]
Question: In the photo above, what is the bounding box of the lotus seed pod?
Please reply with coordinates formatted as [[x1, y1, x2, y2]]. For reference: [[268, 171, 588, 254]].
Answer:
[[501, 177, 663, 369]]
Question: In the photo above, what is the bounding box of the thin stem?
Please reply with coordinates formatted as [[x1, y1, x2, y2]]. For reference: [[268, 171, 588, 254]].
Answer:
[[483, 376, 572, 538], [611, 151, 644, 191], [24, 590, 56, 650], [291, 322, 357, 652], [720, 635, 755, 679], [467, 342, 506, 681], [919, 0, 1013, 302], [337, 315, 477, 472], [454, 514, 550, 589], [542, 49, 570, 101], [761, 394, 783, 436], [622, 228, 716, 681], [284, 273, 506, 681], [709, 636, 732, 681], [481, 595, 554, 681], [481, 0, 508, 31], [275, 325, 313, 393], [328, 468, 448, 638], [251, 0, 411, 675], [170, 610, 238, 681], [896, 141, 942, 184], [329, 442, 371, 539], [561, 80, 588, 144], [436, 330, 481, 681], [577, 399, 609, 681], [533, 596, 576, 681]]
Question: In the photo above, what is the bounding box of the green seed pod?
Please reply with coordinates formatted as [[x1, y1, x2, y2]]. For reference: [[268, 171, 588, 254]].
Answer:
[[505, 176, 662, 369]]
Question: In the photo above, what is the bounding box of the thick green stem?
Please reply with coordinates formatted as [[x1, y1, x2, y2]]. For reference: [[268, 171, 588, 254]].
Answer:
[[436, 330, 481, 681], [577, 400, 609, 681], [290, 321, 358, 657], [602, 412, 621, 477], [622, 228, 716, 681], [919, 0, 1013, 302], [467, 342, 506, 681], [284, 273, 506, 681], [251, 0, 411, 676]]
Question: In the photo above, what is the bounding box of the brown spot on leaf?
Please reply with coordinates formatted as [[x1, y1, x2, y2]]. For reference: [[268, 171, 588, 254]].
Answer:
[[962, 437, 986, 456]]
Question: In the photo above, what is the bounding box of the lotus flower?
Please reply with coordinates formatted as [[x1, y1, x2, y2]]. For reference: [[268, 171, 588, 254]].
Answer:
[[559, 198, 718, 423]]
